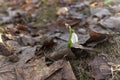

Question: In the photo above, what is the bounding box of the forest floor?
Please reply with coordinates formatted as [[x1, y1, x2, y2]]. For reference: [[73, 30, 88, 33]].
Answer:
[[0, 0, 120, 80]]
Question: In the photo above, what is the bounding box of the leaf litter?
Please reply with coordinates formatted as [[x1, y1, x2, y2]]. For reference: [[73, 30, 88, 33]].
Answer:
[[0, 0, 120, 80]]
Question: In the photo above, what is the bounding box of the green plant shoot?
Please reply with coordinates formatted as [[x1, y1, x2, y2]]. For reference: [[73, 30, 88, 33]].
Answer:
[[65, 23, 78, 48], [104, 0, 112, 5]]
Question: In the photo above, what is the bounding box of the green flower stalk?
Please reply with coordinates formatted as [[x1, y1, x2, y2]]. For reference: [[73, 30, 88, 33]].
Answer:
[[65, 23, 78, 48]]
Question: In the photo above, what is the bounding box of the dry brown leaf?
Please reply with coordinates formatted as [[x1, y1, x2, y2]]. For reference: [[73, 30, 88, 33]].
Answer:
[[18, 35, 35, 46], [48, 47, 75, 60], [62, 61, 77, 80], [85, 30, 110, 46], [90, 7, 111, 18], [99, 16, 120, 32], [90, 2, 98, 7], [90, 2, 103, 8], [16, 24, 29, 31], [25, 0, 39, 4], [25, 0, 31, 4], [89, 56, 112, 80], [57, 7, 69, 15], [0, 43, 11, 56]]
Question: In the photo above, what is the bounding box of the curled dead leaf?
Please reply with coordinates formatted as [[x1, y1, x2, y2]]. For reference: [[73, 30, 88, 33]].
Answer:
[[85, 30, 110, 47]]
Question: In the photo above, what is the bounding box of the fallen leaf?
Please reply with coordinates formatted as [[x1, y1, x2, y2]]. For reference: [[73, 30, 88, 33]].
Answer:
[[48, 60, 77, 80], [57, 7, 69, 15], [6, 40, 21, 51], [99, 16, 120, 32], [90, 2, 98, 7], [62, 60, 77, 80], [0, 43, 11, 56], [85, 30, 109, 47], [48, 47, 75, 60], [40, 60, 63, 80], [16, 46, 36, 66], [41, 37, 56, 50], [90, 7, 111, 18], [25, 0, 38, 4], [89, 56, 112, 80], [18, 35, 35, 46], [110, 5, 120, 13], [8, 55, 19, 63], [111, 0, 120, 4], [16, 24, 29, 31]]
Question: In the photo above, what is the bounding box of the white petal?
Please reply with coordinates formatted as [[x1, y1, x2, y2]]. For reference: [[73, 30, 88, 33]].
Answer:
[[71, 32, 78, 44]]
